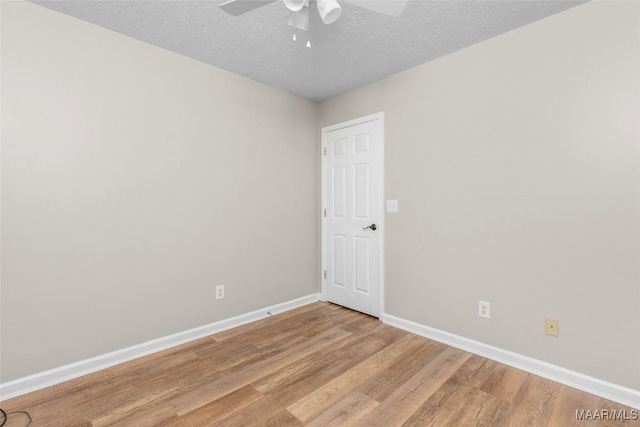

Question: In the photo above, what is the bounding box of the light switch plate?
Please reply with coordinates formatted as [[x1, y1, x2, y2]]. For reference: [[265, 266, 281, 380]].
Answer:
[[386, 199, 398, 212]]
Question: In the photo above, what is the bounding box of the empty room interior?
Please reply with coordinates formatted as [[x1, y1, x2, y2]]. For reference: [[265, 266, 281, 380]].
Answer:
[[1, 0, 639, 425]]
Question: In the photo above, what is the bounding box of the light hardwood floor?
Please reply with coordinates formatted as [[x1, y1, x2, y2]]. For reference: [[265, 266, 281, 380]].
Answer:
[[1, 302, 637, 426]]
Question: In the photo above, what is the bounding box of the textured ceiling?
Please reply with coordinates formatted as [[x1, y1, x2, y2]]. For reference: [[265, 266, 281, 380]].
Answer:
[[31, 0, 586, 102]]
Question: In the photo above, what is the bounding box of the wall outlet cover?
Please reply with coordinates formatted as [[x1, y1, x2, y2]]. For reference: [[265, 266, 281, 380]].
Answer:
[[479, 300, 490, 319], [545, 318, 559, 337]]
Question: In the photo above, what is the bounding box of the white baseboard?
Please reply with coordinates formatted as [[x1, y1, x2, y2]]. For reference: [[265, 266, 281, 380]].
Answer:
[[382, 313, 640, 410], [0, 293, 320, 401]]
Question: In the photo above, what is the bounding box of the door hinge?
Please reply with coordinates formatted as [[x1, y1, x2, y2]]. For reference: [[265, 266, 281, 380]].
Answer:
[[324, 270, 326, 279], [324, 146, 327, 155], [324, 208, 326, 217]]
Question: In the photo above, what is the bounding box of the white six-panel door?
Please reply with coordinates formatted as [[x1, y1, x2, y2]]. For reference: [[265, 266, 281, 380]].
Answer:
[[323, 115, 382, 317]]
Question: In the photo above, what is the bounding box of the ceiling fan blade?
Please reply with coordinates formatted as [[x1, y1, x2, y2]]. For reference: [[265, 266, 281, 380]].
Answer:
[[220, 0, 278, 16], [344, 0, 408, 17]]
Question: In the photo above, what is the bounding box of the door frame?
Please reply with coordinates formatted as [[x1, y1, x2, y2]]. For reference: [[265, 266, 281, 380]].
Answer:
[[320, 112, 385, 318]]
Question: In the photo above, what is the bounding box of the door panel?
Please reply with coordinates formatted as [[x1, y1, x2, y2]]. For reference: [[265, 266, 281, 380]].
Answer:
[[324, 117, 381, 317], [332, 234, 347, 288], [354, 236, 370, 294], [332, 166, 347, 218], [354, 163, 370, 219]]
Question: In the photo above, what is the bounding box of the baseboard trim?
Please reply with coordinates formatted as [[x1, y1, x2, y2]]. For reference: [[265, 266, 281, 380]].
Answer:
[[0, 293, 320, 401], [381, 313, 640, 410]]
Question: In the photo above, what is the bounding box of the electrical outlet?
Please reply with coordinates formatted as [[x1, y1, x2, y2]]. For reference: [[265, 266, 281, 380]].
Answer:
[[478, 300, 490, 319], [216, 285, 225, 300], [545, 318, 559, 337]]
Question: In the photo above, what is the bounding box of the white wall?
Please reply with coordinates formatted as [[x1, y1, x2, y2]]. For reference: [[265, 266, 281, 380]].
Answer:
[[1, 1, 318, 382], [319, 0, 640, 390]]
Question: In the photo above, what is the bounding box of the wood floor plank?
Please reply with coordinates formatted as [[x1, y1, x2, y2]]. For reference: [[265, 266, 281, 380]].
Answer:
[[65, 338, 210, 409], [305, 392, 379, 427], [162, 385, 262, 427], [252, 309, 362, 350], [286, 333, 425, 423], [209, 395, 284, 427], [4, 337, 210, 413], [170, 326, 351, 416], [103, 402, 178, 427], [504, 374, 561, 426], [352, 346, 472, 427], [13, 348, 219, 427], [265, 330, 402, 407], [211, 305, 343, 346], [210, 304, 326, 342], [2, 302, 634, 427], [355, 339, 445, 402], [264, 409, 304, 427], [480, 362, 528, 403], [0, 369, 114, 418], [402, 380, 510, 427], [447, 354, 500, 389], [338, 315, 382, 335], [90, 394, 178, 427], [548, 384, 594, 427], [36, 353, 228, 427], [253, 320, 402, 396]]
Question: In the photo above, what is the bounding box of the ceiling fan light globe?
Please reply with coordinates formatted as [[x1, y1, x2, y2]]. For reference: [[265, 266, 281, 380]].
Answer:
[[283, 0, 306, 12], [317, 0, 342, 24]]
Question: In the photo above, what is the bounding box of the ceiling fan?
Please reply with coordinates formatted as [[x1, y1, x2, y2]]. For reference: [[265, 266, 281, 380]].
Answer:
[[220, 0, 409, 45]]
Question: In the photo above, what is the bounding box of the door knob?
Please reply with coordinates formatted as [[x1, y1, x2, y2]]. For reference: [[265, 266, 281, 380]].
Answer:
[[362, 224, 377, 231]]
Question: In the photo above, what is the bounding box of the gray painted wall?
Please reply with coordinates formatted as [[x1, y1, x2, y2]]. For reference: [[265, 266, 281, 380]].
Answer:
[[1, 1, 318, 382], [319, 1, 640, 390]]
